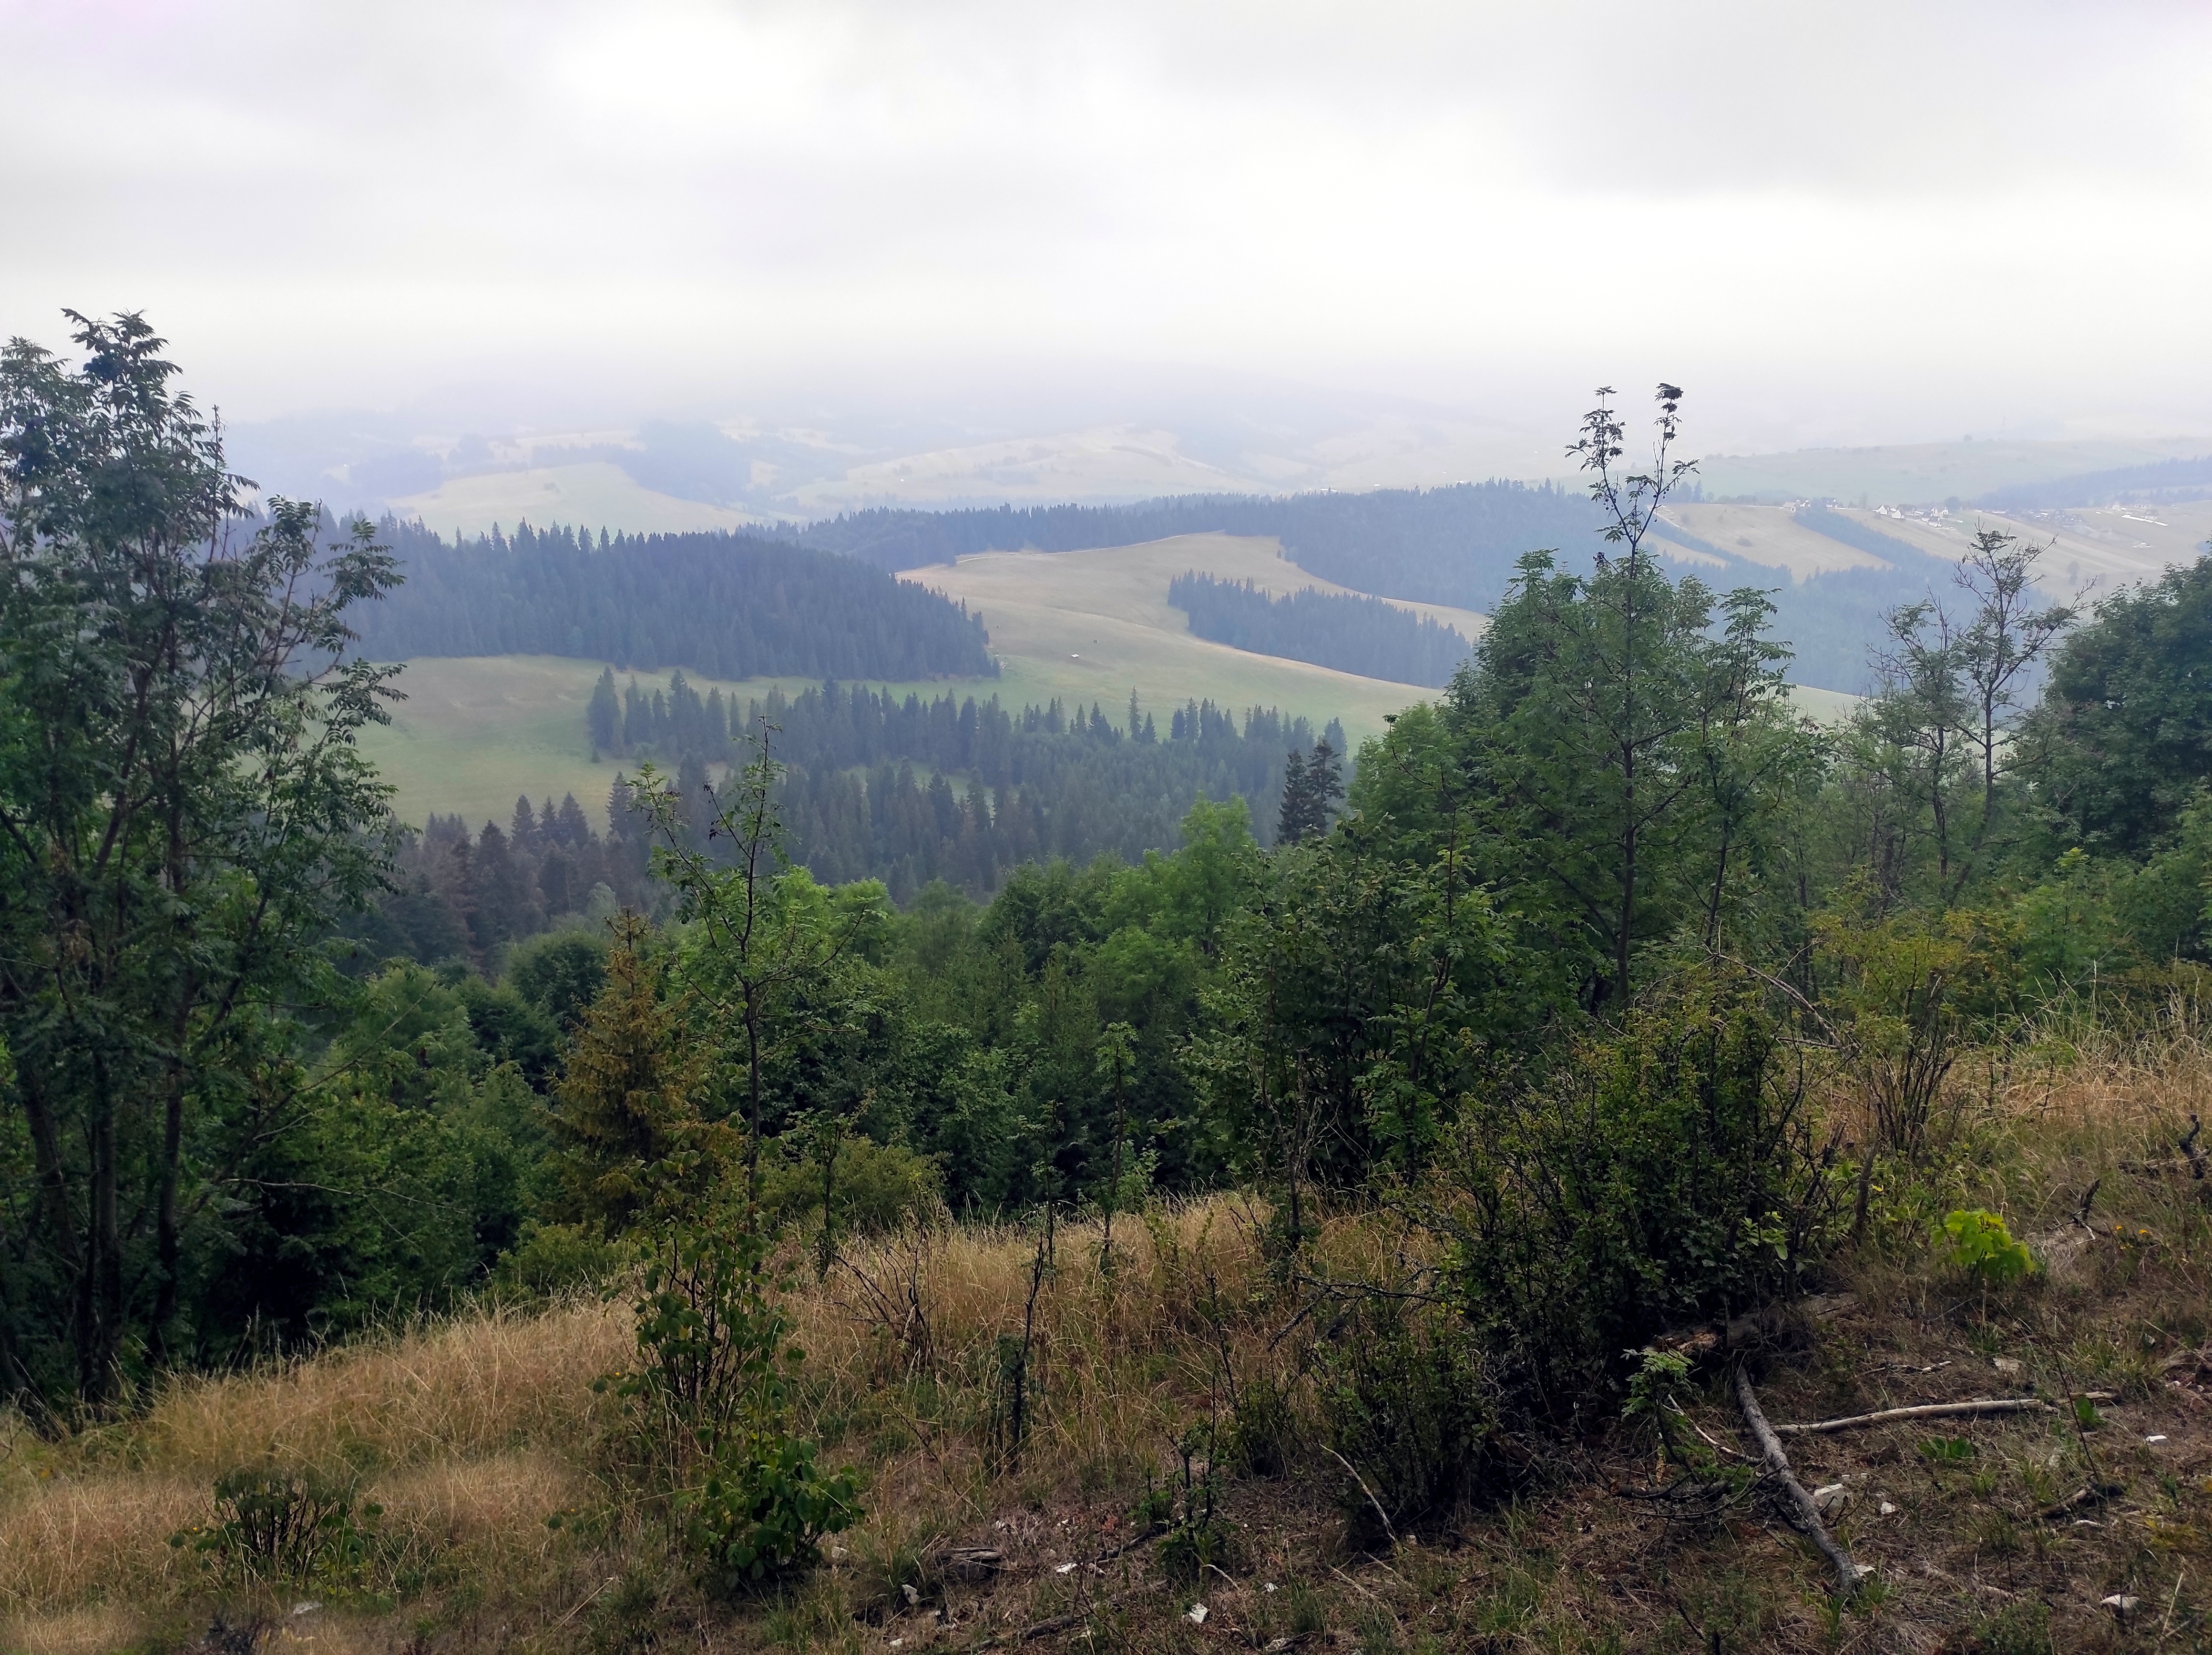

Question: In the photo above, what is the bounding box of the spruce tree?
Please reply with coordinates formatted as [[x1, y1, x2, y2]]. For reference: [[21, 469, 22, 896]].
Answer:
[[1276, 748, 1312, 845], [589, 667, 621, 755], [546, 919, 724, 1237]]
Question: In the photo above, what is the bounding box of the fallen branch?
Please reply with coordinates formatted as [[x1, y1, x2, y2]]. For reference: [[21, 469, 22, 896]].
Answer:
[[2073, 1178, 2101, 1227], [1775, 1391, 2116, 1435], [1733, 1366, 1863, 1597], [1776, 1398, 2049, 1435], [2040, 1481, 2126, 1521], [1091, 1522, 1167, 1564]]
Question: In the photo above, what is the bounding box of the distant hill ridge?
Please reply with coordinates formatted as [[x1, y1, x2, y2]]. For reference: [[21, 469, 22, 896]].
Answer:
[[779, 483, 1969, 694], [1976, 454, 2212, 513]]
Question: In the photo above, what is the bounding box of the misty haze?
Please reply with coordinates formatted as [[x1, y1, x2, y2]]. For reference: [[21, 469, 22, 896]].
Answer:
[[5, 5, 2212, 1651]]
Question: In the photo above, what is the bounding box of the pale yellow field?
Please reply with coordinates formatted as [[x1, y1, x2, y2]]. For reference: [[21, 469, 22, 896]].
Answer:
[[1836, 502, 2212, 599], [1659, 503, 1893, 581], [900, 531, 1475, 730], [1656, 499, 2211, 603], [385, 461, 762, 539]]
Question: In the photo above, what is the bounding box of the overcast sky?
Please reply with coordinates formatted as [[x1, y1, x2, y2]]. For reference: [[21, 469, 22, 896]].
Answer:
[[6, 0, 2210, 448]]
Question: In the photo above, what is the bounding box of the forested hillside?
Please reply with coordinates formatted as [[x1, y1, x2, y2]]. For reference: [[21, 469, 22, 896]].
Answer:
[[782, 480, 1600, 609], [1978, 451, 2212, 511], [1167, 570, 1473, 685], [350, 517, 997, 679], [779, 481, 2040, 694], [14, 333, 2212, 1655], [342, 675, 1346, 971], [1646, 506, 1972, 691]]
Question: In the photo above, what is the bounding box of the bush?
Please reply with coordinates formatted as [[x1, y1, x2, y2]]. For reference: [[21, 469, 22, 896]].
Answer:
[[492, 1218, 622, 1300], [612, 1205, 861, 1589], [1145, 1422, 1230, 1582], [171, 1467, 380, 1585], [682, 1435, 862, 1591], [1314, 1297, 1495, 1537], [1432, 970, 1837, 1405], [756, 1133, 945, 1244]]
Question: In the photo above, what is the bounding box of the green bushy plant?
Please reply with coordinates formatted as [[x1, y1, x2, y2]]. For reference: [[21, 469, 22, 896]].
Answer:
[[611, 1203, 860, 1590], [1434, 970, 1838, 1406], [1141, 1421, 1229, 1582], [1314, 1296, 1495, 1536], [1941, 1209, 2034, 1286]]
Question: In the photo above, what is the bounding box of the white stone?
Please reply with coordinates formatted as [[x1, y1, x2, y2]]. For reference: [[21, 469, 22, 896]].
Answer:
[[1813, 1482, 1848, 1518], [1187, 1603, 1209, 1624]]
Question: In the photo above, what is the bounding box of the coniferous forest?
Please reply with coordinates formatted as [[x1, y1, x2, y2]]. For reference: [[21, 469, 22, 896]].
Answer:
[[11, 323, 2212, 1653], [1167, 570, 1474, 685], [350, 516, 997, 679]]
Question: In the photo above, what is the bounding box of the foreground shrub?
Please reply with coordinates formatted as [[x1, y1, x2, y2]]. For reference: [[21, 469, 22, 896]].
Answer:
[[1430, 969, 1838, 1408], [612, 1204, 860, 1590], [171, 1466, 380, 1587], [1314, 1297, 1495, 1536], [1941, 1208, 2034, 1286]]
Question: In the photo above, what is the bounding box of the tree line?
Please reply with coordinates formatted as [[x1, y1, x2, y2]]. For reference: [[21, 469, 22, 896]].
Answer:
[[1167, 571, 1474, 686], [348, 516, 997, 680], [594, 670, 1350, 891], [333, 671, 1356, 988]]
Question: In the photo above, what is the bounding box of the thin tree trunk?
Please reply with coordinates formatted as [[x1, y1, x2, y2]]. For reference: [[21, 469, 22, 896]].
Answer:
[[88, 1056, 123, 1403], [744, 992, 764, 1204]]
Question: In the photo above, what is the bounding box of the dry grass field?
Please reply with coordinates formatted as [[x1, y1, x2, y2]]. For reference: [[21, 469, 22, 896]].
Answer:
[[6, 1024, 2212, 1654], [896, 532, 1474, 740], [1658, 500, 2212, 609]]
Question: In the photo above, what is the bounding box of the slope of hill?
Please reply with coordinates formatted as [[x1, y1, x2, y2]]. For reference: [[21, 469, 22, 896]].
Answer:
[[354, 536, 1465, 832], [785, 481, 1601, 613], [1697, 436, 2212, 506], [1168, 572, 1475, 687], [895, 533, 1449, 741]]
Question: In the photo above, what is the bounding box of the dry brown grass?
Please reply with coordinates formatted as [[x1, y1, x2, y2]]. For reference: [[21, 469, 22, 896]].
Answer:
[[131, 1297, 631, 1481], [0, 1198, 1287, 1648], [3, 1045, 2209, 1653]]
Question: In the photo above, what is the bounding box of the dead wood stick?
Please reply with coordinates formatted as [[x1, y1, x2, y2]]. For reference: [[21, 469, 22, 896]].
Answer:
[[1777, 1398, 2048, 1434], [1733, 1366, 1864, 1597], [1323, 1444, 1400, 1550], [1774, 1391, 2118, 1435]]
